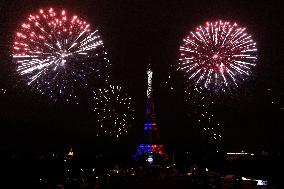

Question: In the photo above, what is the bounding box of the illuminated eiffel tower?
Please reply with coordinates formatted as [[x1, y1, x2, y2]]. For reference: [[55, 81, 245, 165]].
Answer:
[[135, 66, 168, 164]]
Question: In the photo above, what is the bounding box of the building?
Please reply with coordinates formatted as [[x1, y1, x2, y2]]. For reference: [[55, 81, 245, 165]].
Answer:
[[135, 66, 168, 165]]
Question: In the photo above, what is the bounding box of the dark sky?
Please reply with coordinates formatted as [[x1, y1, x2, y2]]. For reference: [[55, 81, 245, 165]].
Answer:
[[0, 0, 283, 156]]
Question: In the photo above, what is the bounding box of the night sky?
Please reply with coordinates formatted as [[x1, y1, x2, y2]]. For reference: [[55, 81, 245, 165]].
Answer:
[[0, 0, 283, 156]]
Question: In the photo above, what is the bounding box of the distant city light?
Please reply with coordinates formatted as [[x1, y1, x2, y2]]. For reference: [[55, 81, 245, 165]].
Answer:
[[242, 177, 268, 186], [227, 152, 254, 156], [147, 155, 154, 164]]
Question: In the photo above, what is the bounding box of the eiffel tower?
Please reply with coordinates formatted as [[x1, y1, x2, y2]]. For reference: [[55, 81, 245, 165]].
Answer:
[[135, 66, 168, 164]]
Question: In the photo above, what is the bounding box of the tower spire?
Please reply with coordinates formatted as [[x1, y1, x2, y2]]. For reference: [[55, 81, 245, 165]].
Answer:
[[146, 66, 153, 98]]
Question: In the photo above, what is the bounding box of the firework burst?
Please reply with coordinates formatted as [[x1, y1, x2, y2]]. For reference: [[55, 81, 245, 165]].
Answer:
[[12, 8, 110, 102], [93, 85, 134, 138], [179, 20, 257, 92]]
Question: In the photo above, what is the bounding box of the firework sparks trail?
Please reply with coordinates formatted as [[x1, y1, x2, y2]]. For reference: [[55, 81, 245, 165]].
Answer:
[[93, 85, 134, 138], [185, 88, 223, 143]]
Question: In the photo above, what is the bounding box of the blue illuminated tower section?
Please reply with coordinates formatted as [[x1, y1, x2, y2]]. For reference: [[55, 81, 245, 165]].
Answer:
[[135, 66, 168, 164]]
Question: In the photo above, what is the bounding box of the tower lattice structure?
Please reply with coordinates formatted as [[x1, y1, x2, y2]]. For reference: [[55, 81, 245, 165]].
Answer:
[[135, 66, 168, 164]]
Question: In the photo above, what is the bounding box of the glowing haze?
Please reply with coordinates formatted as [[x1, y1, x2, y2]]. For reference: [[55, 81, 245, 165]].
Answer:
[[12, 8, 110, 102], [179, 20, 257, 92]]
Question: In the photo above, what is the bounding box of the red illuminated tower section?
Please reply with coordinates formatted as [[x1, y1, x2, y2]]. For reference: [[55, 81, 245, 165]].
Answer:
[[135, 66, 168, 164]]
